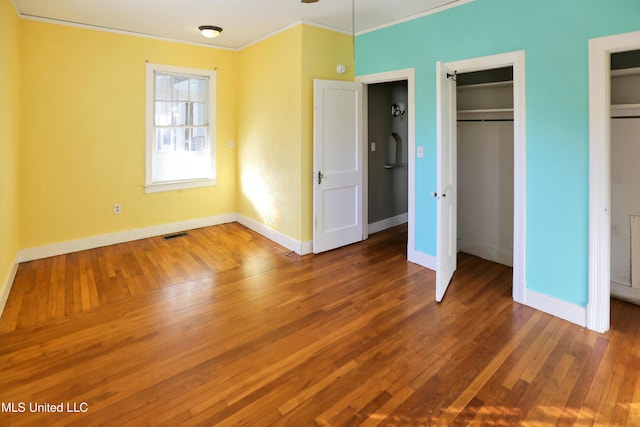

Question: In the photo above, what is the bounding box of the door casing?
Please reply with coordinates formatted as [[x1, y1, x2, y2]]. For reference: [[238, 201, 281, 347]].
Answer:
[[436, 50, 527, 304], [357, 69, 419, 264], [588, 30, 640, 333]]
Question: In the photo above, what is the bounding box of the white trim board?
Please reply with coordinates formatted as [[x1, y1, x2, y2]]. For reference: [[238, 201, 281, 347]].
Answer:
[[356, 0, 475, 37], [0, 259, 19, 319], [524, 289, 587, 328], [611, 281, 640, 305], [18, 15, 237, 51], [19, 213, 237, 262], [19, 213, 314, 262], [458, 240, 513, 268], [368, 213, 408, 235], [241, 20, 350, 50], [589, 30, 640, 333], [236, 214, 313, 256]]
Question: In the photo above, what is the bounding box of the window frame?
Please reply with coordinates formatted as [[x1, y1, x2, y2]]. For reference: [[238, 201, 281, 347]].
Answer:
[[145, 63, 217, 193]]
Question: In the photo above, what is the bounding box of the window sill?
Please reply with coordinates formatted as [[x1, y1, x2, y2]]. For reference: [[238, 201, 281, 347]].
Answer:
[[145, 178, 218, 194]]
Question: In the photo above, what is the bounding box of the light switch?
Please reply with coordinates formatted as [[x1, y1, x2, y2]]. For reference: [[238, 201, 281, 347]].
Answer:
[[371, 142, 376, 152], [417, 146, 424, 158]]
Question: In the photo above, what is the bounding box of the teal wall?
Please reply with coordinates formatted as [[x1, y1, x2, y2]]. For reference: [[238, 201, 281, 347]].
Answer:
[[356, 0, 640, 306]]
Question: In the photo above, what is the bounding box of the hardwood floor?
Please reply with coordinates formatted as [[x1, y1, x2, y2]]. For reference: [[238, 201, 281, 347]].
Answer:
[[1, 222, 639, 426]]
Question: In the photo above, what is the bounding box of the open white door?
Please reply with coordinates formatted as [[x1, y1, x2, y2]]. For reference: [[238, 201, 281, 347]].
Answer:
[[313, 79, 364, 254], [435, 62, 458, 302]]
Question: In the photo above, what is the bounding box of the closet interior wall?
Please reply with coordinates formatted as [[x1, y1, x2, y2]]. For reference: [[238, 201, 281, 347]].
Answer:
[[610, 49, 640, 302], [456, 68, 514, 267]]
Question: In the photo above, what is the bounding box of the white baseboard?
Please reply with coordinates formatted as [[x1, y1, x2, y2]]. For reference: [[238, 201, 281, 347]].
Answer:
[[368, 213, 408, 235], [458, 239, 513, 267], [236, 214, 312, 256], [611, 281, 640, 304], [19, 213, 237, 262], [6, 213, 596, 331], [0, 258, 19, 318], [523, 288, 587, 328], [408, 249, 436, 271]]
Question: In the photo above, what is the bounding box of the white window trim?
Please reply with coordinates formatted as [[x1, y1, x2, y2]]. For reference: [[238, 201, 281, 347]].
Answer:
[[145, 63, 217, 193]]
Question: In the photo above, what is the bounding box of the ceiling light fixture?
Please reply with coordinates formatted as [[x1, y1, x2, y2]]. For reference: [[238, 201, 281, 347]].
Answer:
[[199, 25, 223, 38]]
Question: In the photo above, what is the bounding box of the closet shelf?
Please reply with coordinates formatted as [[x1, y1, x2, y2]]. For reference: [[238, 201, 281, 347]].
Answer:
[[458, 108, 514, 114], [611, 67, 640, 77], [611, 103, 640, 117], [457, 80, 514, 90], [611, 103, 640, 109]]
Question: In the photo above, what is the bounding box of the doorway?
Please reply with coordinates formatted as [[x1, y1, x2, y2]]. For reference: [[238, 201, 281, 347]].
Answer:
[[357, 69, 421, 265], [588, 30, 640, 333], [609, 49, 640, 303], [456, 67, 514, 268], [366, 81, 409, 237], [436, 51, 526, 304]]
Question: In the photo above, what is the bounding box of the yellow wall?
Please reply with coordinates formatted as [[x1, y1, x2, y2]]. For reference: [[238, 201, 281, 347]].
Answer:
[[0, 0, 21, 293], [19, 21, 238, 248], [300, 25, 354, 241], [237, 26, 304, 240], [237, 24, 354, 243], [9, 15, 351, 259]]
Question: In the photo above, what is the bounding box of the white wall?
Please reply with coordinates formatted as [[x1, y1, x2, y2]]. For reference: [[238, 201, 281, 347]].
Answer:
[[458, 121, 514, 266], [610, 70, 640, 288], [457, 79, 514, 266]]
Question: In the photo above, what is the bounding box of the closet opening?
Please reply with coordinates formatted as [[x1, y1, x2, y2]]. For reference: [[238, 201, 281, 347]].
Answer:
[[610, 49, 640, 304], [366, 80, 409, 249], [456, 66, 515, 270]]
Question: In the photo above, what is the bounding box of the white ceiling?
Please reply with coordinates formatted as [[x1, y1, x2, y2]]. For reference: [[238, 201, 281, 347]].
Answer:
[[13, 0, 466, 50]]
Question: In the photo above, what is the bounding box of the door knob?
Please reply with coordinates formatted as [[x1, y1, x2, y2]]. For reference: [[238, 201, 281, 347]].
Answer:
[[318, 171, 324, 185]]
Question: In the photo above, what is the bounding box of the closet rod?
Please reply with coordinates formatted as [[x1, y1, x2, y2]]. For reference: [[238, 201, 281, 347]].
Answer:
[[612, 116, 640, 119], [457, 119, 514, 122]]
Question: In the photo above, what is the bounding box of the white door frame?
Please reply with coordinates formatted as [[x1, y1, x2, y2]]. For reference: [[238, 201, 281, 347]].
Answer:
[[588, 31, 640, 333], [438, 50, 527, 304], [356, 69, 419, 264]]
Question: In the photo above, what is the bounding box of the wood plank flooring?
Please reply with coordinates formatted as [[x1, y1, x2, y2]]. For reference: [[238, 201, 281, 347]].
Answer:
[[0, 222, 639, 426]]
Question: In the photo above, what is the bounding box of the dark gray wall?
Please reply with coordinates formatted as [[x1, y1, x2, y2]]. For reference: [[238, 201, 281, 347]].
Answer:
[[367, 81, 408, 225]]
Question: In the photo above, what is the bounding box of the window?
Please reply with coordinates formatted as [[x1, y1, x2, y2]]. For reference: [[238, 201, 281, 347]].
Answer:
[[145, 63, 217, 193]]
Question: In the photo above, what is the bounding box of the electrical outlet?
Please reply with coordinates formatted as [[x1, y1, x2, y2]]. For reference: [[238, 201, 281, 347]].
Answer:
[[113, 204, 121, 215]]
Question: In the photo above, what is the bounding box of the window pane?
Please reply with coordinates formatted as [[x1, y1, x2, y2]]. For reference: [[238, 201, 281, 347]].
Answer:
[[155, 74, 172, 101], [155, 147, 211, 182], [147, 64, 215, 189], [176, 102, 188, 126], [192, 102, 208, 126], [154, 101, 173, 126], [155, 128, 174, 152], [190, 127, 207, 151], [172, 76, 189, 101], [190, 78, 207, 102]]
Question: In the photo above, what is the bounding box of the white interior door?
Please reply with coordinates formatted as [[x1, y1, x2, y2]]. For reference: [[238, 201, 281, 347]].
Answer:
[[435, 62, 458, 302], [313, 79, 364, 254]]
